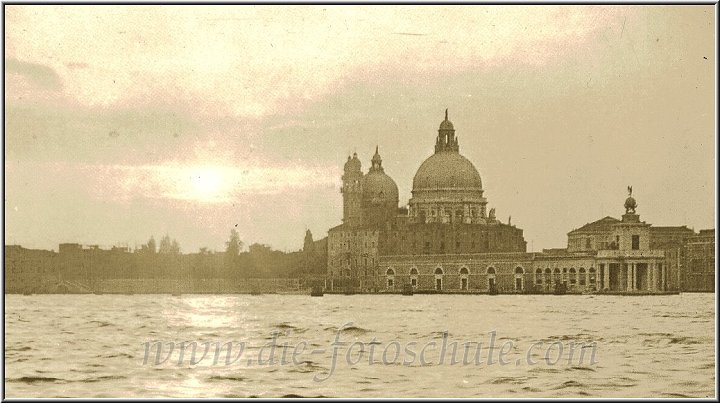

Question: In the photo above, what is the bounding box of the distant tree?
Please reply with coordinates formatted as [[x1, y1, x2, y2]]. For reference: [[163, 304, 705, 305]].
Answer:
[[224, 229, 244, 277], [158, 235, 172, 254], [170, 239, 181, 255], [158, 235, 180, 254], [248, 243, 272, 254], [147, 236, 157, 254], [199, 247, 209, 255], [225, 229, 243, 256]]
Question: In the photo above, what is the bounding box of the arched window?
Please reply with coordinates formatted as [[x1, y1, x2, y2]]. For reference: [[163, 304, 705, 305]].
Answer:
[[434, 267, 444, 275], [553, 268, 561, 283], [386, 268, 395, 289], [459, 267, 470, 290], [589, 267, 597, 285], [408, 267, 419, 288], [535, 268, 543, 284], [515, 267, 524, 275], [579, 268, 586, 285], [569, 268, 577, 284], [487, 267, 496, 275]]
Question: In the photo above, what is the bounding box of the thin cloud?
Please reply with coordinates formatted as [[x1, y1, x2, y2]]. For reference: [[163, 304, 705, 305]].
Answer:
[[5, 58, 63, 90]]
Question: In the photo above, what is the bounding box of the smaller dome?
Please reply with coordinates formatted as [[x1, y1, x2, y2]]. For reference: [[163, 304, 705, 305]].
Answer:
[[362, 170, 399, 204]]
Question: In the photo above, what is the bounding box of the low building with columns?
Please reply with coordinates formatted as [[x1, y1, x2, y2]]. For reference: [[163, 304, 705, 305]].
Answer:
[[565, 191, 667, 292]]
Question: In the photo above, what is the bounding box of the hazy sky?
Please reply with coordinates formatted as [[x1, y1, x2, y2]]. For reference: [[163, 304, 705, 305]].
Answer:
[[4, 5, 716, 253]]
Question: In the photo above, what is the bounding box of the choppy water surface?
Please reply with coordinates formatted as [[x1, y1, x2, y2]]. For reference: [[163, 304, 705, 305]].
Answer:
[[4, 293, 715, 398]]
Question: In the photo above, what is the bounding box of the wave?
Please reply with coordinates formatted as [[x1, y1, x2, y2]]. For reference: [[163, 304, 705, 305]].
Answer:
[[566, 366, 596, 372], [604, 376, 639, 388], [545, 333, 600, 342], [88, 320, 113, 327], [7, 346, 32, 352], [662, 392, 695, 398], [273, 322, 307, 333], [528, 367, 562, 374], [82, 375, 127, 383], [324, 325, 372, 335], [553, 380, 587, 389], [280, 394, 328, 398], [428, 331, 451, 339], [668, 336, 702, 345], [638, 332, 674, 337], [8, 376, 65, 384], [489, 376, 529, 385], [98, 352, 134, 359], [208, 375, 246, 382]]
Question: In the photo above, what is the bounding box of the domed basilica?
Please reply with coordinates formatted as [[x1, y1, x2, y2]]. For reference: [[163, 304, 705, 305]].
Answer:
[[328, 111, 527, 292]]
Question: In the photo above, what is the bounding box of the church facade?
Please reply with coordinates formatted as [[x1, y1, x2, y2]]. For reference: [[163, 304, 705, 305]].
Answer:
[[325, 111, 712, 294]]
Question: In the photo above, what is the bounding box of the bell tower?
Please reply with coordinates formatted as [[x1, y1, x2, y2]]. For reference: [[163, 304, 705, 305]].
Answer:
[[341, 152, 363, 227]]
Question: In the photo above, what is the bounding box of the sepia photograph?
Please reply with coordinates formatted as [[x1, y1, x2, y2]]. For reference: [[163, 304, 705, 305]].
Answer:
[[2, 3, 717, 399]]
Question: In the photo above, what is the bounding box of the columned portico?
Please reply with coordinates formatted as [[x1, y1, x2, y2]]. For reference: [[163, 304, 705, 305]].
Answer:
[[649, 262, 655, 291], [660, 263, 666, 291], [603, 263, 610, 291]]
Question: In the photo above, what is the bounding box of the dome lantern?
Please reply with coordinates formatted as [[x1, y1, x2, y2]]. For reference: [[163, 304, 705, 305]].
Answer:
[[370, 145, 384, 172], [435, 109, 459, 153]]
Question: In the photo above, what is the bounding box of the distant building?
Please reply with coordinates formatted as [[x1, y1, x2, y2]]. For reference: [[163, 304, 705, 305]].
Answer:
[[649, 226, 696, 292], [683, 229, 715, 292], [4, 245, 57, 293]]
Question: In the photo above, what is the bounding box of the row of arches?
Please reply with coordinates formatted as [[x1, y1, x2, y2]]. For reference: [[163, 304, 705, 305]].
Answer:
[[385, 266, 526, 291], [385, 266, 524, 276], [534, 267, 597, 286]]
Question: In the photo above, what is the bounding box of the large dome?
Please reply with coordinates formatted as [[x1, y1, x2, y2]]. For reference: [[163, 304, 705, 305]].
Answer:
[[413, 151, 483, 191], [362, 170, 399, 203]]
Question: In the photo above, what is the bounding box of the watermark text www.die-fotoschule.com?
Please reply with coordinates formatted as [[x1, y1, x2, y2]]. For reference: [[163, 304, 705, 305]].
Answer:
[[141, 322, 599, 382]]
